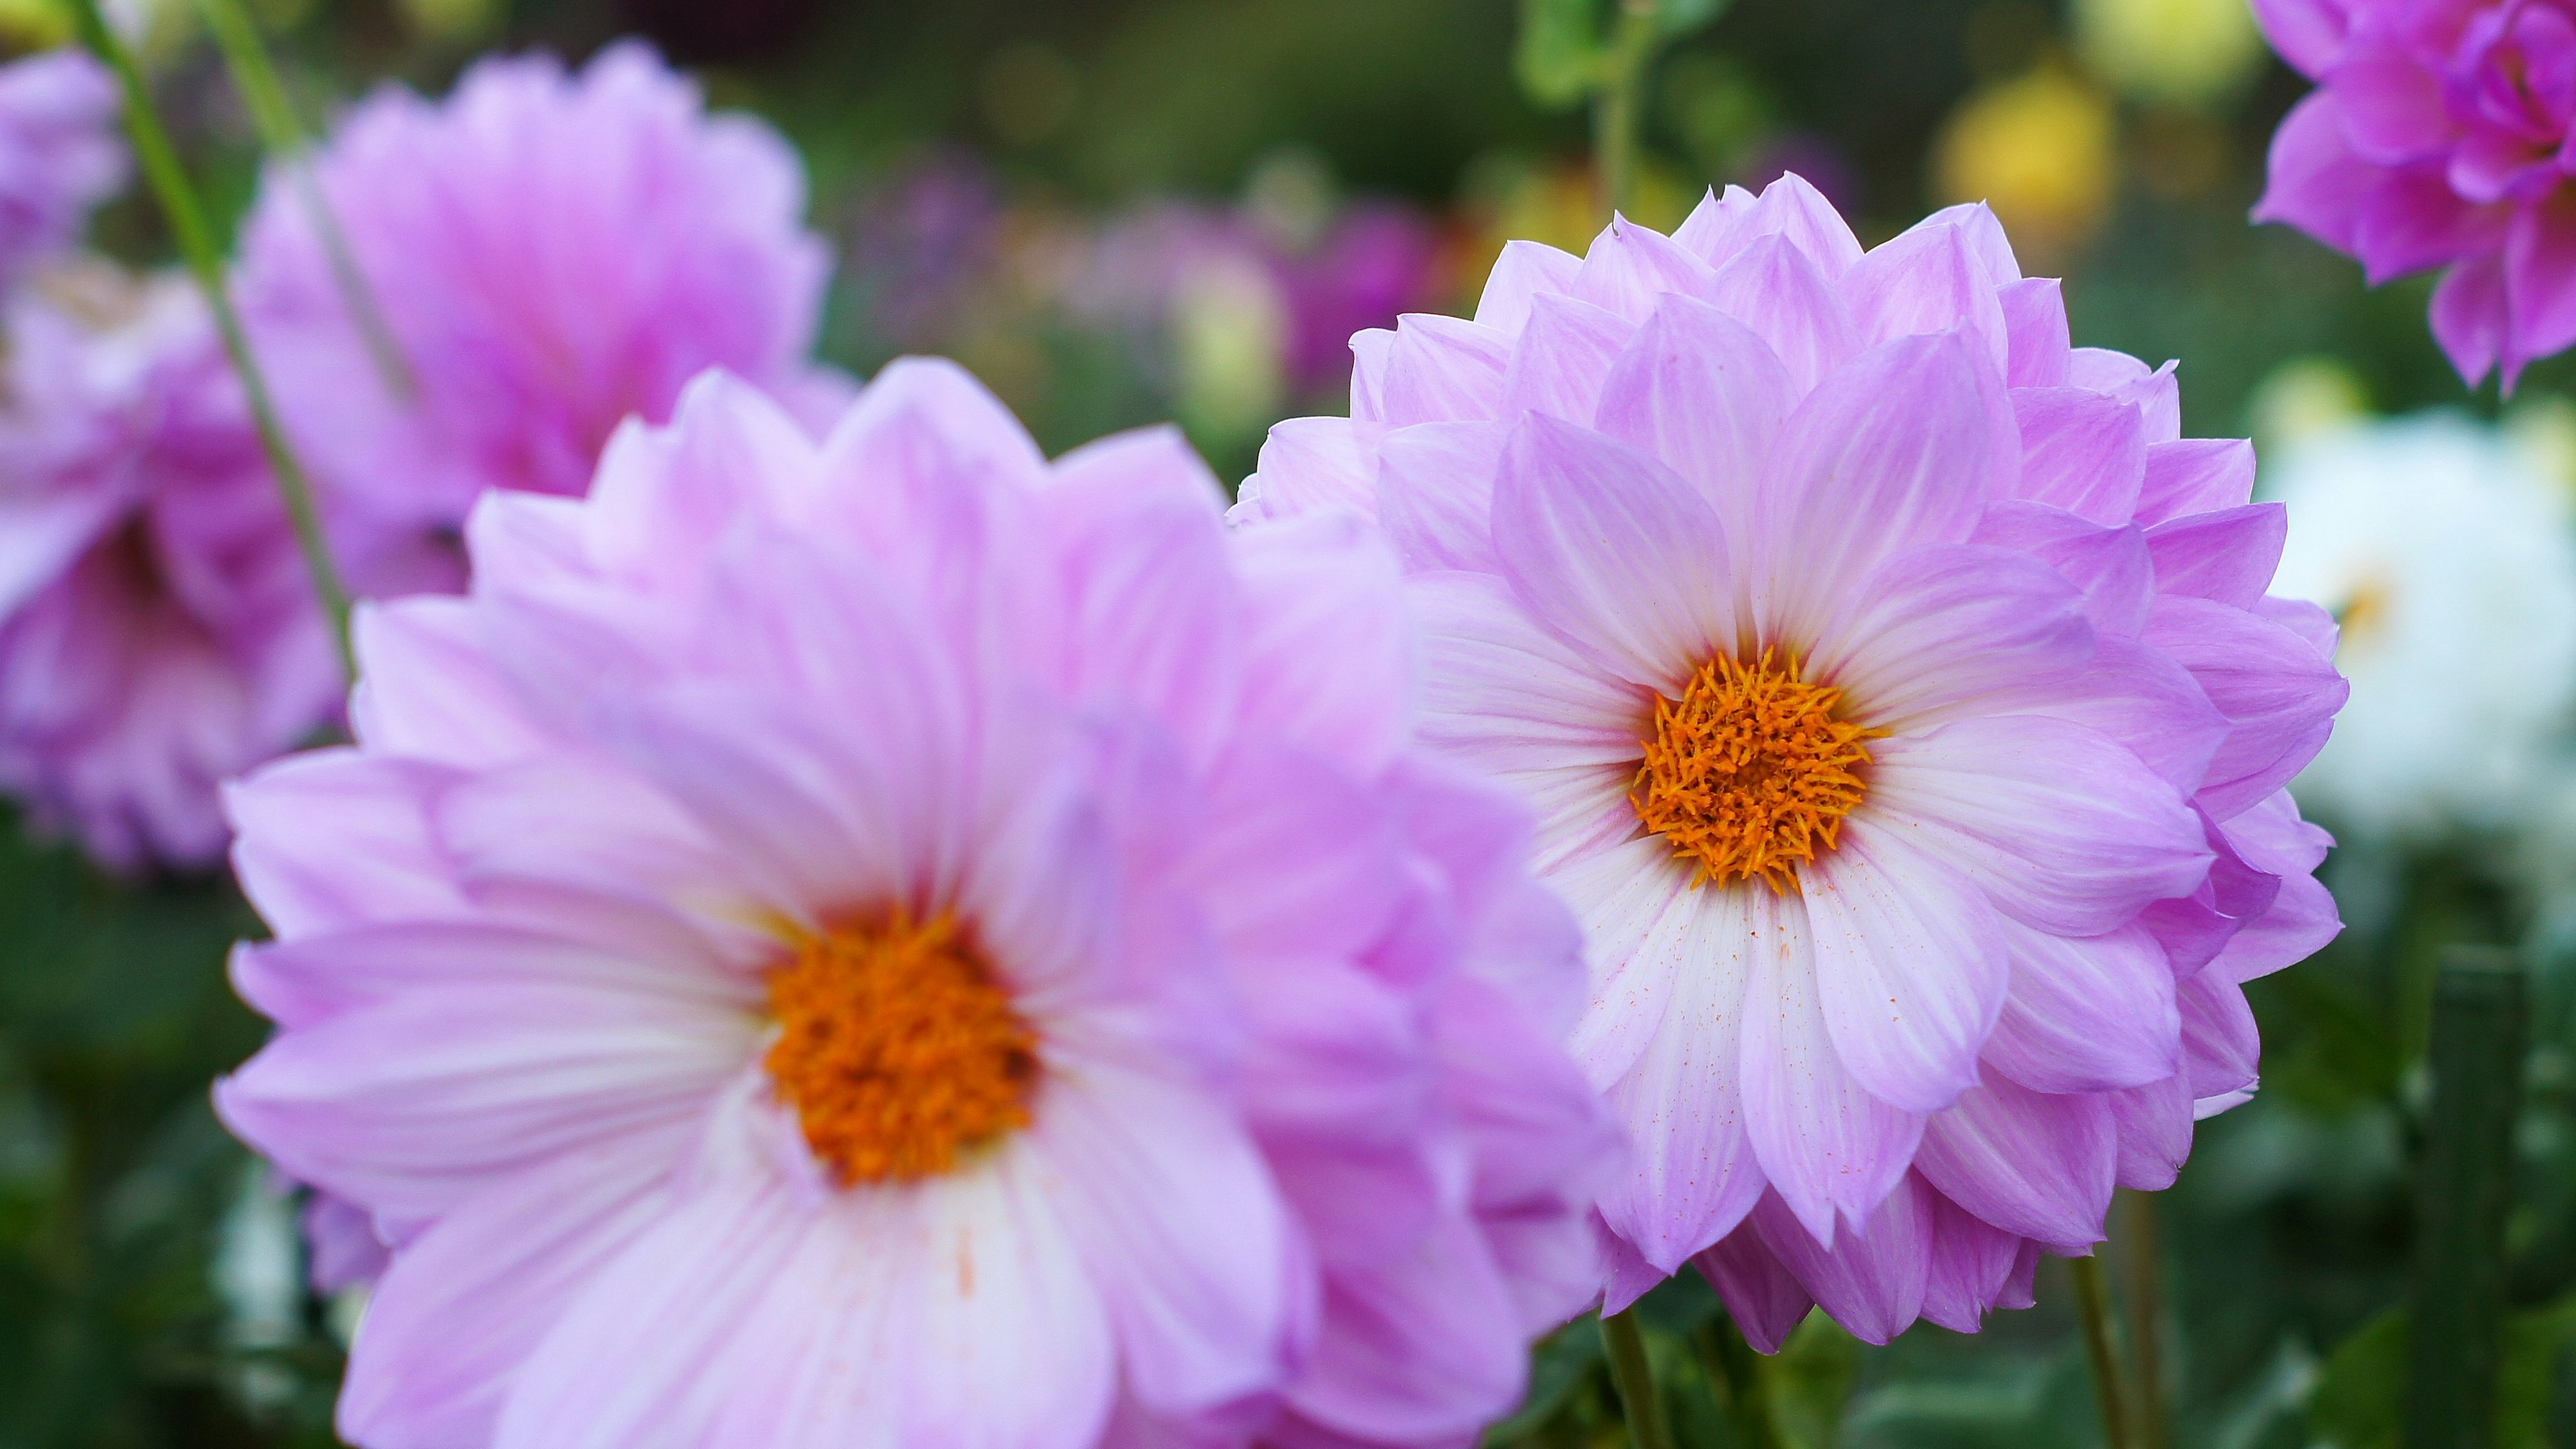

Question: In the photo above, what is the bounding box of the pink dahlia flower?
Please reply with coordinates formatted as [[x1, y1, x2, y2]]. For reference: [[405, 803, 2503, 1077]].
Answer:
[[1233, 175, 2348, 1346], [2251, 0, 2576, 388], [0, 270, 341, 869], [233, 41, 847, 545], [0, 48, 125, 290], [215, 360, 1616, 1448]]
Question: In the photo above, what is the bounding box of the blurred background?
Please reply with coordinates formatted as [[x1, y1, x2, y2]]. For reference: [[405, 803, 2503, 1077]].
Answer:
[[4, 0, 2576, 1444]]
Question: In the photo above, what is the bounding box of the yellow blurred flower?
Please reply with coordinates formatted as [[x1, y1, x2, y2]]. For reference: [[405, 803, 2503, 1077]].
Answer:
[[1932, 64, 2116, 267], [2073, 0, 2265, 109], [2248, 356, 2369, 454]]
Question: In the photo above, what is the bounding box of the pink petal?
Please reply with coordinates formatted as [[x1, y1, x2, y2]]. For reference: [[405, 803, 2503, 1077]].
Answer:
[[1747, 172, 1864, 278], [2010, 387, 2146, 525], [1491, 413, 1735, 692], [1591, 291, 1798, 573], [350, 597, 544, 769], [1598, 885, 1767, 1273], [1230, 508, 1415, 773], [1998, 277, 2072, 388], [1914, 1075, 2116, 1249], [1554, 835, 1703, 1086], [1803, 818, 2010, 1114], [1378, 314, 1511, 427], [1748, 1178, 1933, 1346], [1501, 291, 1637, 423], [1690, 1222, 1815, 1353], [1753, 331, 2008, 649], [1705, 231, 1862, 394], [225, 751, 467, 941], [2253, 91, 2377, 244], [1472, 238, 1584, 334], [1739, 886, 1928, 1241], [1843, 221, 2011, 376], [1381, 417, 1504, 570], [1982, 920, 2182, 1094], [1407, 570, 1647, 775], [215, 983, 748, 1220], [2109, 1073, 2194, 1191], [2251, 0, 2352, 77], [1865, 714, 2212, 937], [1233, 416, 1385, 524], [2432, 252, 2510, 387], [1808, 543, 2091, 729], [2137, 437, 2257, 525], [1570, 216, 1719, 322], [339, 1142, 676, 1449], [1920, 1189, 2027, 1333], [1027, 1058, 1297, 1415], [2144, 504, 2288, 609]]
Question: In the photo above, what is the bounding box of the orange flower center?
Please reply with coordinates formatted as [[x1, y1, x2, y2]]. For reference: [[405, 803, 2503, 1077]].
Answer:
[[1630, 651, 1877, 894], [763, 912, 1038, 1185]]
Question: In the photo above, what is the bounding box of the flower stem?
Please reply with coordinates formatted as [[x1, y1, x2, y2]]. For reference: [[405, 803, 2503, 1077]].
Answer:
[[195, 0, 416, 402], [2408, 947, 2527, 1449], [1599, 1308, 1677, 1449], [1693, 1315, 1779, 1449], [2118, 1190, 2172, 1449], [67, 0, 353, 679], [2071, 1254, 2135, 1449], [1591, 0, 1662, 223]]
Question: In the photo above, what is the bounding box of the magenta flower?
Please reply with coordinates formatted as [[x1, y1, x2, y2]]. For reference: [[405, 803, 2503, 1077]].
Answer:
[[1234, 175, 2347, 1346], [2251, 0, 2576, 388], [215, 360, 1616, 1447], [233, 42, 847, 543], [0, 48, 125, 290], [0, 273, 341, 869]]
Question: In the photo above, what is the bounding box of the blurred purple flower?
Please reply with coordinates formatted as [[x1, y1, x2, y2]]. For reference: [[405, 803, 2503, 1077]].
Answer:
[[1272, 205, 1445, 394], [0, 48, 124, 292], [1236, 174, 2347, 1345], [0, 272, 340, 869], [842, 150, 1006, 348], [233, 41, 847, 547], [2253, 0, 2576, 388], [216, 362, 1617, 1447]]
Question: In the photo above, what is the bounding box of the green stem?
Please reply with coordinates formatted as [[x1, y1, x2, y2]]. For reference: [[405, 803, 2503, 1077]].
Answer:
[[68, 0, 353, 678], [195, 0, 416, 402], [2072, 1254, 2135, 1449], [1591, 0, 1661, 223], [2407, 947, 2527, 1449], [2118, 1190, 2172, 1449], [1693, 1316, 1779, 1449], [1599, 1309, 1678, 1449]]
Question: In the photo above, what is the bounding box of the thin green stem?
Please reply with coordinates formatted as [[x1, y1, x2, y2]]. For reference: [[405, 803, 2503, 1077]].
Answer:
[[1599, 1309, 1678, 1449], [1693, 1316, 1779, 1449], [195, 0, 415, 400], [2118, 1190, 2172, 1449], [1591, 0, 1661, 223], [2071, 1254, 2135, 1449], [68, 0, 353, 678]]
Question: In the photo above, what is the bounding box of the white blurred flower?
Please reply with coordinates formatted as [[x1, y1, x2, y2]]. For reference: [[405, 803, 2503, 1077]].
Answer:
[[2269, 412, 2576, 837]]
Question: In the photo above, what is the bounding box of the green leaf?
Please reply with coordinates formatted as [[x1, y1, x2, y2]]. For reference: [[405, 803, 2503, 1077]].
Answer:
[[2309, 1307, 2406, 1449], [2308, 1298, 2576, 1449], [1514, 0, 1601, 109]]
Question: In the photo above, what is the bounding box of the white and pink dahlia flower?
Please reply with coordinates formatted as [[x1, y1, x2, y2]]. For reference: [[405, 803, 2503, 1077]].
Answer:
[[1234, 175, 2349, 1347], [233, 42, 847, 548], [215, 359, 1617, 1448]]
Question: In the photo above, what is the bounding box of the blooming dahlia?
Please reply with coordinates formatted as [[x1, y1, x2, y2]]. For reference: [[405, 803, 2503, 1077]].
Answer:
[[2253, 0, 2576, 388], [215, 359, 1616, 1447], [0, 48, 123, 290], [233, 42, 848, 549], [1234, 174, 2347, 1346]]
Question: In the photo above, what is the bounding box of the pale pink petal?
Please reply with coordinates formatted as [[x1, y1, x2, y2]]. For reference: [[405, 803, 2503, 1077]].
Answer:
[[1739, 887, 1927, 1242], [1803, 818, 2010, 1114], [1690, 1222, 1815, 1353], [1864, 714, 2212, 937], [1472, 239, 1584, 333], [1982, 920, 2180, 1095], [1501, 291, 1638, 423], [1915, 1075, 2115, 1249], [1705, 231, 1862, 394], [1373, 423, 1505, 572], [1377, 315, 1511, 427], [1748, 1177, 1933, 1346], [1407, 570, 1648, 775], [1491, 413, 1735, 692]]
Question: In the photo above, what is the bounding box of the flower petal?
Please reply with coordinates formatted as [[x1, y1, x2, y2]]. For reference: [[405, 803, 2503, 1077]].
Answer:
[[1491, 412, 1735, 692]]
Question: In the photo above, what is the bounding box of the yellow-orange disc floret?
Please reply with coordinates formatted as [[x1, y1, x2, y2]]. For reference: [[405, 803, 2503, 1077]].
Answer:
[[1631, 651, 1878, 894], [763, 911, 1038, 1185]]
